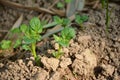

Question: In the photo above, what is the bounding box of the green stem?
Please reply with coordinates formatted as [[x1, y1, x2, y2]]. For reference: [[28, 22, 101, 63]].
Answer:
[[106, 0, 109, 32], [31, 43, 37, 59], [43, 22, 57, 28], [58, 45, 62, 54]]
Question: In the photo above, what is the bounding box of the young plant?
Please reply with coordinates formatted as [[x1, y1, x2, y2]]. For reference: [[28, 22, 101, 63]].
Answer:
[[20, 17, 43, 65], [101, 0, 110, 33], [53, 16, 71, 27], [53, 27, 75, 58], [75, 15, 88, 29]]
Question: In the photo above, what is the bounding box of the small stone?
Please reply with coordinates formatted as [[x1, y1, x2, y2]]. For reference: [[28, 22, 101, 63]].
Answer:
[[63, 47, 69, 54], [41, 57, 59, 71], [32, 69, 49, 80], [27, 61, 33, 67], [60, 58, 72, 68]]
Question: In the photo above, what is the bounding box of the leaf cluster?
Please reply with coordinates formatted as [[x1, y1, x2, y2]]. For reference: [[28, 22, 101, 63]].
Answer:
[[53, 16, 71, 27], [20, 17, 43, 50], [54, 27, 75, 47], [75, 15, 88, 25]]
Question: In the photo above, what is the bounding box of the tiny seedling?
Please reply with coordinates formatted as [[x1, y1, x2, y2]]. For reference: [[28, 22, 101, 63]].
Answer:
[[101, 0, 110, 33], [75, 15, 88, 29], [53, 27, 75, 58], [56, 0, 72, 9], [53, 16, 71, 27], [20, 17, 43, 65]]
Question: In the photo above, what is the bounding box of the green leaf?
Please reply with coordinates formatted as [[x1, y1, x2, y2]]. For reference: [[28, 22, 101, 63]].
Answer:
[[53, 27, 75, 47], [81, 15, 88, 22], [57, 2, 64, 9], [65, 0, 72, 3], [53, 35, 69, 47], [23, 36, 36, 44], [61, 27, 75, 40], [75, 15, 88, 25], [20, 24, 28, 33], [62, 18, 71, 27], [22, 44, 30, 50], [11, 28, 21, 33], [13, 39, 22, 48], [0, 40, 12, 50], [29, 17, 43, 33], [53, 16, 63, 24]]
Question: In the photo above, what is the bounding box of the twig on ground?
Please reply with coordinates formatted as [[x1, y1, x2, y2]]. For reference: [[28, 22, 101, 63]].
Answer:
[[0, 0, 56, 15]]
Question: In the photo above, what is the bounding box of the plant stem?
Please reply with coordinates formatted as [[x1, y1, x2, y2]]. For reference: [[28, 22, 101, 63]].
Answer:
[[31, 43, 37, 59], [106, 0, 109, 33], [43, 22, 57, 28]]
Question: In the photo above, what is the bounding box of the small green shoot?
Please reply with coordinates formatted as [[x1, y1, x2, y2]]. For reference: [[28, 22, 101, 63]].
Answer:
[[53, 16, 71, 27], [75, 15, 88, 29], [53, 27, 75, 58], [20, 17, 43, 65], [101, 0, 110, 33]]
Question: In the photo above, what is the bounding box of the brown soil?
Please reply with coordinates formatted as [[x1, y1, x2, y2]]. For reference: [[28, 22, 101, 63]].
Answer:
[[0, 0, 120, 80]]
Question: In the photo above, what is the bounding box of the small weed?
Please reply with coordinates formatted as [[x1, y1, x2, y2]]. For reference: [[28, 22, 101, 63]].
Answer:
[[75, 15, 88, 29]]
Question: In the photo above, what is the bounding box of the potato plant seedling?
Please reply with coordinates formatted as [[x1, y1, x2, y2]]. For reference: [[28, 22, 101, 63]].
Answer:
[[75, 15, 88, 29], [0, 16, 78, 65], [53, 27, 75, 58]]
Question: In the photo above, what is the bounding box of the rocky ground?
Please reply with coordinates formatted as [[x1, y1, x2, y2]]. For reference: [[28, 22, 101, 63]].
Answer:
[[0, 0, 120, 80]]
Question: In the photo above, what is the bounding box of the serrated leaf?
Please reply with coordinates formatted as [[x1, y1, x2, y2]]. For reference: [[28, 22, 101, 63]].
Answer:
[[62, 18, 71, 27], [75, 15, 88, 25], [53, 16, 63, 24], [61, 27, 75, 40], [29, 17, 43, 33], [53, 35, 69, 47]]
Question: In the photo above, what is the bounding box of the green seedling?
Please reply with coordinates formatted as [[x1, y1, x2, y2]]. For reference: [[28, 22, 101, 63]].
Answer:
[[53, 27, 75, 58], [53, 16, 71, 27], [101, 0, 110, 33], [75, 15, 88, 29], [20, 17, 43, 65]]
